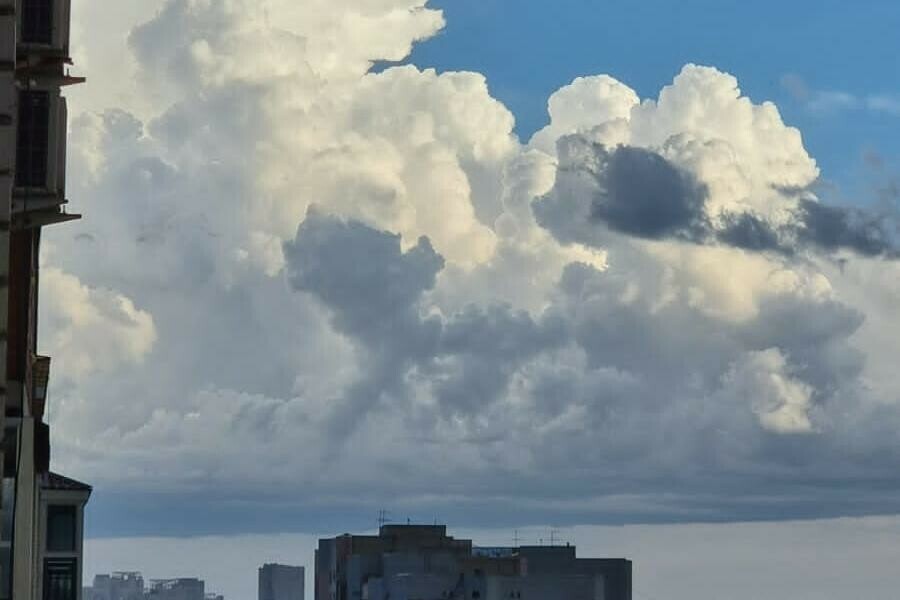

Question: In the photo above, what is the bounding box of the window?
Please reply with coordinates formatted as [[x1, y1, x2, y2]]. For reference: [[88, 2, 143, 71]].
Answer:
[[46, 505, 76, 552], [0, 546, 10, 600], [43, 558, 76, 600], [15, 91, 51, 188], [21, 0, 54, 45]]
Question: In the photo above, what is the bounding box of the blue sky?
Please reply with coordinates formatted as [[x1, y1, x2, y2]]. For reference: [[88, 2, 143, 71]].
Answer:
[[408, 0, 900, 202]]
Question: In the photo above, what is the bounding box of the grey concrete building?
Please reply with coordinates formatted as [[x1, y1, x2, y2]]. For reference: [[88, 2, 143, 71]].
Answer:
[[259, 564, 304, 600], [315, 524, 632, 600]]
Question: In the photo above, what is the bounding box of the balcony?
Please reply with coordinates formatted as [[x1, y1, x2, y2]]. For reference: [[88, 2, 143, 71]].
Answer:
[[12, 89, 78, 229]]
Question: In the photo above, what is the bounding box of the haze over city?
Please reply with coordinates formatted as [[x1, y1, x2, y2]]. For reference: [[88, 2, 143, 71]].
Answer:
[[13, 0, 900, 599]]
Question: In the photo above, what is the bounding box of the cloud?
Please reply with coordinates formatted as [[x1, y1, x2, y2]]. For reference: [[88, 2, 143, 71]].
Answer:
[[723, 349, 816, 434], [584, 145, 709, 240], [285, 212, 444, 341], [40, 2, 900, 533], [781, 74, 900, 118], [536, 136, 898, 258], [40, 268, 157, 382], [796, 198, 899, 257]]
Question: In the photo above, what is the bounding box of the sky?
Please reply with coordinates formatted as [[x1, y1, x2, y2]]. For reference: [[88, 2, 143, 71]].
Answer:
[[406, 0, 900, 198], [43, 0, 900, 598]]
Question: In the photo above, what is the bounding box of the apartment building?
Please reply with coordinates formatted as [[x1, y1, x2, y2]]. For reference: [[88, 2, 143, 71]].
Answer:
[[0, 0, 90, 598]]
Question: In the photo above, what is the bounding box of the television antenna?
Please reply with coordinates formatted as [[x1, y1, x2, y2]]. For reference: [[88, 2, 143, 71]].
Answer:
[[549, 528, 561, 546], [378, 509, 392, 528]]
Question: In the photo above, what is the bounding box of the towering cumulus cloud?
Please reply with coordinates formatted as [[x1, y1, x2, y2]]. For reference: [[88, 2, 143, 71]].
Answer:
[[42, 1, 900, 527]]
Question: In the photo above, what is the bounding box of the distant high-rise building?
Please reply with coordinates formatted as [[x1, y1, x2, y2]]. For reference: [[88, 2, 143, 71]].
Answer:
[[0, 0, 90, 598], [315, 524, 632, 600], [147, 579, 205, 600], [86, 572, 145, 600], [259, 564, 304, 600]]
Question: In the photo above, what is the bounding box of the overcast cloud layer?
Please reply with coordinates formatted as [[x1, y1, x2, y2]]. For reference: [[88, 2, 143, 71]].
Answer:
[[45, 0, 900, 532]]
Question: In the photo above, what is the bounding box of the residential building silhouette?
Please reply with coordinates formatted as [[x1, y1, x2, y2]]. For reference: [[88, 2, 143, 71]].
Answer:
[[0, 0, 90, 598], [315, 524, 631, 600]]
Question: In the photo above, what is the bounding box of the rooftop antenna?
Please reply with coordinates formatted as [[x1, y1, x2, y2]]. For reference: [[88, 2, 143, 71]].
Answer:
[[378, 509, 392, 529], [550, 529, 561, 546], [513, 529, 520, 547]]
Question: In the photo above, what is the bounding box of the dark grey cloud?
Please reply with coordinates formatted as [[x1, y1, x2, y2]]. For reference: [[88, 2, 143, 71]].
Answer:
[[284, 213, 568, 426], [285, 210, 444, 345], [796, 198, 899, 258], [536, 137, 900, 259], [716, 212, 791, 254], [587, 145, 709, 240]]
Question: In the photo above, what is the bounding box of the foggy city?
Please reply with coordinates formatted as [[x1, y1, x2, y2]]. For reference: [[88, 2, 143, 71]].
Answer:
[[2, 0, 900, 599]]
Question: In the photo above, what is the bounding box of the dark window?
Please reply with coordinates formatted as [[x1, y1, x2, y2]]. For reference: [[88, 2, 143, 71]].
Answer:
[[43, 558, 76, 600], [15, 91, 51, 188], [21, 0, 54, 45], [46, 505, 76, 552]]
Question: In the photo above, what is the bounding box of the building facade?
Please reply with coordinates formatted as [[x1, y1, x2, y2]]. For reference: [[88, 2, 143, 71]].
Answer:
[[259, 564, 304, 600], [315, 525, 632, 600], [0, 0, 89, 599]]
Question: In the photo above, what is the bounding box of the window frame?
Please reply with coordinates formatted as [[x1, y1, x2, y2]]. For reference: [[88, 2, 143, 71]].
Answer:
[[42, 556, 77, 600], [45, 504, 77, 553], [15, 89, 51, 190]]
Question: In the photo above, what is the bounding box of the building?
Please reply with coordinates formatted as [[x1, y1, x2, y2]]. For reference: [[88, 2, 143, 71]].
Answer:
[[36, 473, 92, 600], [0, 0, 89, 599], [259, 564, 304, 600], [147, 579, 205, 600], [315, 525, 632, 600], [84, 574, 223, 600], [84, 572, 146, 600]]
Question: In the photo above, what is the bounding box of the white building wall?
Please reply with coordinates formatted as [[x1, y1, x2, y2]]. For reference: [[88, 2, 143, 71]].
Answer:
[[12, 417, 35, 600]]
